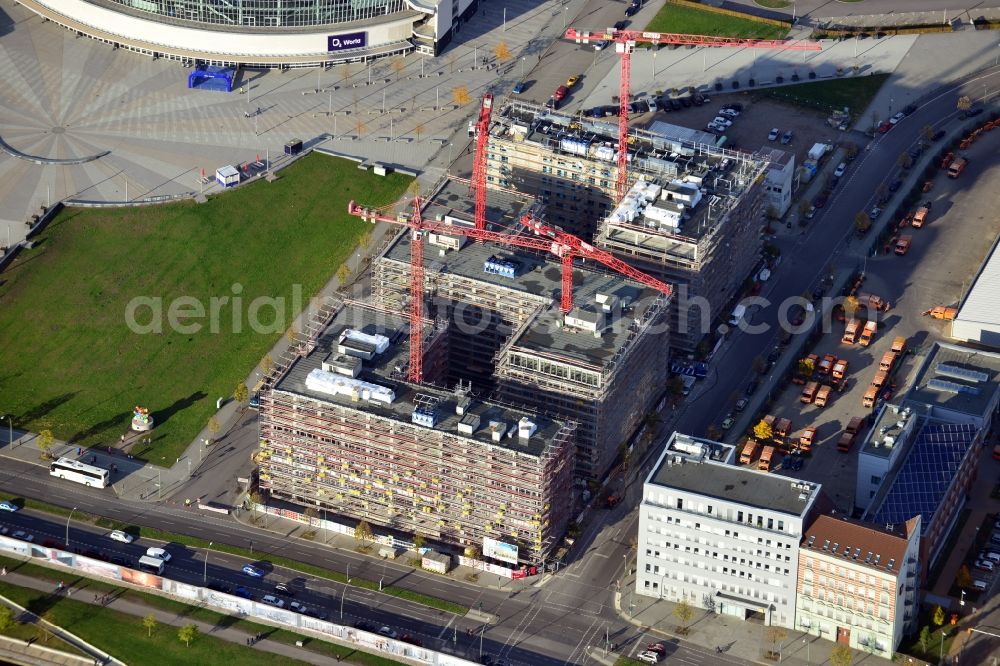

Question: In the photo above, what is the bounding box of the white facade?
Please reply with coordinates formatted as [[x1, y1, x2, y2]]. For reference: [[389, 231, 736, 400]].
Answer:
[[854, 404, 918, 512], [762, 148, 795, 218], [796, 515, 920, 659], [952, 236, 1000, 348], [636, 435, 821, 629]]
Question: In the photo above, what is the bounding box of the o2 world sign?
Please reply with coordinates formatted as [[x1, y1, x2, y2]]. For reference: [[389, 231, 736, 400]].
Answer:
[[327, 32, 367, 52]]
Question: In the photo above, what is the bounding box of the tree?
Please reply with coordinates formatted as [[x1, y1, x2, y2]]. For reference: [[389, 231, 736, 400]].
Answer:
[[897, 152, 912, 170], [464, 544, 481, 559], [234, 383, 249, 404], [36, 429, 54, 459], [304, 506, 318, 521], [336, 264, 351, 285], [207, 416, 220, 439], [452, 85, 471, 106], [494, 42, 512, 62], [413, 534, 425, 550], [261, 353, 274, 375], [0, 606, 14, 633], [932, 604, 945, 627], [414, 122, 426, 140], [355, 520, 374, 542], [339, 63, 352, 84], [706, 425, 722, 441], [392, 58, 405, 78], [956, 564, 973, 589], [798, 357, 815, 375], [845, 142, 859, 159], [797, 199, 812, 218], [178, 623, 198, 647], [753, 420, 773, 442], [672, 599, 694, 632], [668, 376, 684, 396], [874, 182, 888, 204], [765, 626, 788, 657], [765, 204, 780, 220], [918, 625, 932, 653], [854, 211, 871, 232], [354, 116, 368, 137], [406, 179, 422, 199], [142, 613, 157, 637], [921, 124, 935, 142], [829, 644, 853, 666], [957, 95, 971, 112]]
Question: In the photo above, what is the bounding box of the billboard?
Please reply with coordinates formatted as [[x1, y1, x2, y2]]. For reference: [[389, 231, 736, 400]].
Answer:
[[327, 32, 367, 52], [483, 537, 518, 565]]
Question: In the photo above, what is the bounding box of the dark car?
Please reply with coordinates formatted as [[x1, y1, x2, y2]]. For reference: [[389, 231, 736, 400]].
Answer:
[[274, 582, 295, 596], [790, 456, 804, 472], [234, 585, 253, 599], [625, 4, 639, 16], [544, 98, 557, 110], [110, 555, 131, 567], [745, 380, 758, 396], [511, 81, 526, 95], [722, 103, 743, 111], [305, 608, 329, 621], [788, 305, 806, 327], [767, 350, 780, 364], [680, 96, 692, 107], [902, 103, 917, 116], [735, 398, 748, 412], [208, 581, 232, 594], [812, 192, 828, 208], [932, 129, 946, 141], [401, 634, 424, 647], [670, 99, 682, 110], [966, 107, 985, 117], [692, 94, 706, 106], [908, 145, 922, 159], [586, 107, 603, 118], [355, 620, 378, 631], [887, 178, 902, 192], [614, 20, 628, 30]]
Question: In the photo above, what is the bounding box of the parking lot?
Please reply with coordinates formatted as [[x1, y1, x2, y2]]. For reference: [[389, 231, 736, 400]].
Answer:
[[731, 126, 1000, 516]]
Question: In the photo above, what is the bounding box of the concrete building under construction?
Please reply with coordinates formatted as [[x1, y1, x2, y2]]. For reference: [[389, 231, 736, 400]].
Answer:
[[258, 301, 576, 565], [486, 101, 769, 353], [371, 178, 671, 479]]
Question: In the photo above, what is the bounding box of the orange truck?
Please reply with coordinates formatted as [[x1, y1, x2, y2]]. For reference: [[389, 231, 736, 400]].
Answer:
[[818, 354, 836, 375], [894, 235, 912, 255], [948, 157, 967, 178], [775, 418, 792, 441], [740, 439, 760, 465], [801, 381, 819, 404], [891, 336, 907, 355], [855, 292, 891, 313], [799, 427, 816, 451], [842, 319, 861, 344], [758, 445, 775, 472], [832, 359, 849, 381], [912, 204, 930, 228], [859, 321, 878, 347], [815, 385, 832, 407], [880, 351, 898, 372], [863, 371, 888, 408], [838, 416, 866, 453]]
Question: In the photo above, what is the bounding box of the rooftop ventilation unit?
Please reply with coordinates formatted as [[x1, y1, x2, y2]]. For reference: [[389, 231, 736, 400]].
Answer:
[[518, 417, 537, 440], [484, 256, 519, 278], [458, 412, 480, 435], [305, 369, 395, 404], [935, 363, 988, 383], [489, 420, 508, 442], [412, 406, 437, 428], [456, 396, 473, 416]]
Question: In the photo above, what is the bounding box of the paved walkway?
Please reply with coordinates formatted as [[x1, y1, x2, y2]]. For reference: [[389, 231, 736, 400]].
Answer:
[[0, 567, 336, 666], [0, 635, 95, 666]]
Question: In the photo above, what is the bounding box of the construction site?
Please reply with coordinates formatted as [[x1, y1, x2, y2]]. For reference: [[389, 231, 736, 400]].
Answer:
[[258, 301, 578, 565], [487, 100, 769, 352]]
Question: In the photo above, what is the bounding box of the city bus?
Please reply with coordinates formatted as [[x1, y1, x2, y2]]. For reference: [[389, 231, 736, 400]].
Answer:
[[48, 457, 110, 488]]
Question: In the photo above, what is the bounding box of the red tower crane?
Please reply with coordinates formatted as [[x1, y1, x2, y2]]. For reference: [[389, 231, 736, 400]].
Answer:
[[347, 193, 673, 384], [563, 28, 822, 201], [469, 93, 495, 233]]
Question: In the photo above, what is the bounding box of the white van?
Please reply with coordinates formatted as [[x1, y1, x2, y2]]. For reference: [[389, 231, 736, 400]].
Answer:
[[729, 304, 747, 327], [137, 555, 165, 575]]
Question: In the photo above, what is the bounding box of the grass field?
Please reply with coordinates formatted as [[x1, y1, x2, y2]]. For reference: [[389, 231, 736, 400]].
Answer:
[[0, 153, 411, 464], [757, 74, 891, 116], [645, 4, 788, 40]]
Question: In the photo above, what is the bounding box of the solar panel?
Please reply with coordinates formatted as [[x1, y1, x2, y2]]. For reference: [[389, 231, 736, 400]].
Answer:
[[927, 378, 981, 396], [935, 363, 989, 384], [869, 423, 978, 533]]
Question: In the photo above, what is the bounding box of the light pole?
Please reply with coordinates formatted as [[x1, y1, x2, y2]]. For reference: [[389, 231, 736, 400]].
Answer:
[[520, 57, 525, 80], [803, 636, 810, 664], [479, 622, 485, 659], [65, 507, 77, 548], [203, 541, 213, 583], [448, 142, 454, 165], [562, 6, 568, 30], [340, 584, 347, 619], [1, 415, 11, 447], [346, 563, 351, 582], [939, 630, 945, 665]]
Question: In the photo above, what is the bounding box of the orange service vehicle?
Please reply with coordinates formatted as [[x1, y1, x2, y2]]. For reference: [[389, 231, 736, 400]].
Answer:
[[842, 319, 861, 344]]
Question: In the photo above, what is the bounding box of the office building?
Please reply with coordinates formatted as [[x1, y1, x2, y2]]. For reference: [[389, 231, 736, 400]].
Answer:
[[796, 514, 920, 659], [637, 432, 823, 629]]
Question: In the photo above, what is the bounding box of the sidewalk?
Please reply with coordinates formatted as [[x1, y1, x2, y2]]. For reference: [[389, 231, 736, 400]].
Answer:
[[611, 568, 900, 666], [0, 568, 335, 666]]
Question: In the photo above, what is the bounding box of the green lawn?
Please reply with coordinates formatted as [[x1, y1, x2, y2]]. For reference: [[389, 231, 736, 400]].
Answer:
[[0, 154, 411, 464], [645, 4, 788, 40], [757, 74, 891, 116], [0, 603, 87, 658]]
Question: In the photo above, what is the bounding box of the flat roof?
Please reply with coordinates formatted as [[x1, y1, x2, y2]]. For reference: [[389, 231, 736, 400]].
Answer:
[[861, 403, 919, 459], [905, 342, 1000, 418], [955, 236, 1000, 329], [382, 179, 668, 370], [648, 442, 820, 517], [494, 101, 767, 245], [272, 303, 563, 456]]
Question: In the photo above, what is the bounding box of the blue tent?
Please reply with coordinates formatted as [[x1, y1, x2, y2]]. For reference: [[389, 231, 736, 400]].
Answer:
[[188, 65, 235, 93]]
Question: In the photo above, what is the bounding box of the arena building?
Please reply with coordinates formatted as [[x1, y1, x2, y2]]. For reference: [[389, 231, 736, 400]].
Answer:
[[16, 0, 483, 66]]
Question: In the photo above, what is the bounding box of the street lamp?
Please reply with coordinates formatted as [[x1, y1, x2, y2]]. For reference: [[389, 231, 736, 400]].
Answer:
[[340, 584, 347, 619], [1, 415, 11, 447], [204, 541, 213, 583], [803, 636, 810, 664], [65, 507, 77, 548], [520, 57, 525, 80]]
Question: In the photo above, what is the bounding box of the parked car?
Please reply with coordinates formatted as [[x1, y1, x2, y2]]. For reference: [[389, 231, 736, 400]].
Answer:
[[902, 103, 917, 115], [109, 530, 134, 544], [692, 94, 707, 106], [833, 162, 846, 178], [261, 594, 285, 608], [544, 98, 557, 110], [931, 129, 946, 141], [207, 581, 232, 594], [553, 85, 569, 101], [13, 530, 35, 542], [242, 564, 265, 578], [721, 103, 743, 111], [274, 582, 295, 596], [304, 608, 329, 621], [805, 206, 817, 220], [647, 643, 667, 654], [0, 500, 18, 512], [789, 456, 804, 471], [780, 130, 793, 145], [975, 559, 995, 572], [110, 554, 131, 567], [289, 601, 309, 614], [565, 75, 580, 88], [869, 206, 883, 219], [670, 98, 682, 110], [908, 145, 923, 159], [401, 634, 424, 647], [721, 414, 735, 430], [511, 81, 526, 94], [594, 40, 610, 51], [234, 585, 253, 599], [711, 117, 733, 128], [812, 192, 828, 208], [719, 108, 740, 118], [887, 179, 902, 192], [355, 620, 378, 632], [966, 107, 985, 117], [145, 547, 171, 562], [878, 120, 893, 133], [613, 20, 628, 30], [629, 100, 650, 114], [889, 112, 905, 125], [735, 398, 748, 412], [745, 380, 759, 396], [378, 627, 399, 639], [637, 651, 661, 664], [625, 4, 639, 16]]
